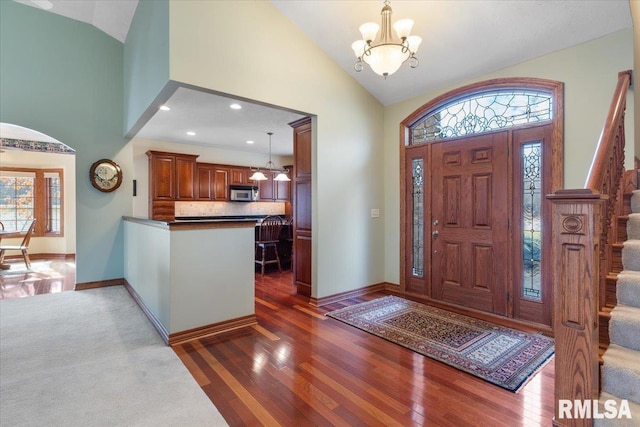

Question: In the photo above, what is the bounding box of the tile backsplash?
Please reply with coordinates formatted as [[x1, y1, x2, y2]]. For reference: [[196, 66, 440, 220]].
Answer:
[[175, 201, 285, 217]]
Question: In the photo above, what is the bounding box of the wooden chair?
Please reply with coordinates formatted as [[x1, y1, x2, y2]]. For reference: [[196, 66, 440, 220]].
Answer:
[[255, 215, 283, 275], [0, 219, 36, 269]]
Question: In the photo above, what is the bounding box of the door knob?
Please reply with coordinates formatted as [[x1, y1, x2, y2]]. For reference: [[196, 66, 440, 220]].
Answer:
[[432, 230, 439, 237], [433, 219, 439, 226]]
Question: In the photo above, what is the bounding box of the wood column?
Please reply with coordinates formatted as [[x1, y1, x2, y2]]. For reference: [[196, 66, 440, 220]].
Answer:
[[548, 189, 606, 427], [290, 117, 312, 297]]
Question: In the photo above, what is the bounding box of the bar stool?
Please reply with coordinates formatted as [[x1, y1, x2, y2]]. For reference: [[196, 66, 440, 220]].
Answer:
[[255, 215, 284, 275]]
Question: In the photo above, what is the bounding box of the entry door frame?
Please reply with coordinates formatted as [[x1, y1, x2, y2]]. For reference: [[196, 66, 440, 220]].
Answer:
[[399, 77, 564, 327]]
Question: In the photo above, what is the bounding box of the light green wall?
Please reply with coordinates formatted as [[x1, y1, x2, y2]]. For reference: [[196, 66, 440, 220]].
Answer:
[[167, 0, 386, 298], [383, 29, 635, 285], [0, 1, 130, 283], [124, 0, 170, 136]]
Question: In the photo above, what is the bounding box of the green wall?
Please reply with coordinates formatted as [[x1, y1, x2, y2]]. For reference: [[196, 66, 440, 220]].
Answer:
[[124, 0, 170, 136], [0, 1, 130, 283]]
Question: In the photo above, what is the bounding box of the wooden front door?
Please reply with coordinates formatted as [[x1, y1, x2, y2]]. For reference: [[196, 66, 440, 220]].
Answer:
[[431, 131, 509, 316]]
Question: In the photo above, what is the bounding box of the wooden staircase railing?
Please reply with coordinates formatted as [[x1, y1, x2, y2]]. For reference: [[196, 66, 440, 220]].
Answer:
[[548, 70, 632, 427]]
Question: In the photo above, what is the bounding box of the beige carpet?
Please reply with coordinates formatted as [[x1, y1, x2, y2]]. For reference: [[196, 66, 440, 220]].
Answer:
[[0, 286, 228, 426]]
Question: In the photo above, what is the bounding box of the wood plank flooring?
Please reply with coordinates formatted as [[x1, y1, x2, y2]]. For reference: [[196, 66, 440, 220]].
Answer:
[[174, 272, 555, 426], [0, 258, 75, 300]]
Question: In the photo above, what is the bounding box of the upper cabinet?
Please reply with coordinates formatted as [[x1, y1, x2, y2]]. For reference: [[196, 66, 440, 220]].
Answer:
[[230, 167, 251, 185], [258, 171, 291, 202], [147, 151, 199, 220], [196, 163, 229, 201], [147, 149, 291, 220]]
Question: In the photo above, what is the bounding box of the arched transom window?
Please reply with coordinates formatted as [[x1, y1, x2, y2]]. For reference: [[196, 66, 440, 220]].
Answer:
[[410, 90, 553, 145]]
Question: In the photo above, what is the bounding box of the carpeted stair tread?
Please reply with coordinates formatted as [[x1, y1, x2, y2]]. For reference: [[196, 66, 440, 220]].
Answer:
[[631, 190, 640, 214], [622, 240, 640, 271], [609, 304, 640, 351], [601, 344, 640, 404], [617, 271, 640, 308], [595, 392, 640, 427], [628, 213, 640, 239]]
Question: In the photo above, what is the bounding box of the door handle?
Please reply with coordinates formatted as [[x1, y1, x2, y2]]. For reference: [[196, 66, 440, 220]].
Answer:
[[432, 230, 439, 237]]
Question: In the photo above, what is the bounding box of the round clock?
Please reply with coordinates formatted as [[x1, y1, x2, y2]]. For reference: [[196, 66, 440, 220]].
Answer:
[[90, 159, 122, 192]]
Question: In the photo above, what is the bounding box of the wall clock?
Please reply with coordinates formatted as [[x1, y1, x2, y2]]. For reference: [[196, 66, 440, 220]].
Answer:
[[90, 159, 122, 192]]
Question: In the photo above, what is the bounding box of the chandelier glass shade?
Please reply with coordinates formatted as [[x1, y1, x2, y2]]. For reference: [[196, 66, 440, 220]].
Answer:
[[352, 0, 422, 78], [249, 132, 291, 182]]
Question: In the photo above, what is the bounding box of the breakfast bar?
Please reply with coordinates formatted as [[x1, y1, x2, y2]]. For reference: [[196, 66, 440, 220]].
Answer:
[[122, 216, 257, 345]]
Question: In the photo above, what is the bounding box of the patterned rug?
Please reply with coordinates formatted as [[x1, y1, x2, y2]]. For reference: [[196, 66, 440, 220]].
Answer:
[[326, 295, 554, 392]]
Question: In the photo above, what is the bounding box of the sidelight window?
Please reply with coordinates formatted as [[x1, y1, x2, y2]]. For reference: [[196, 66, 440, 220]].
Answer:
[[411, 159, 424, 277], [410, 90, 552, 145], [521, 142, 542, 300]]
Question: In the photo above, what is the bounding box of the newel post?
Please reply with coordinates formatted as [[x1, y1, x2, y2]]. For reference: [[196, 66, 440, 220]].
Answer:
[[548, 189, 607, 427]]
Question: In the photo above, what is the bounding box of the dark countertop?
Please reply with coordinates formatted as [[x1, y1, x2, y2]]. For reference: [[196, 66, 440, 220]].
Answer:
[[122, 216, 258, 230]]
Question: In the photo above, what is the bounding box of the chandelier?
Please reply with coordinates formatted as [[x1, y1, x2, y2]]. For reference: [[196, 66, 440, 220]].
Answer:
[[351, 0, 422, 78], [249, 132, 291, 182]]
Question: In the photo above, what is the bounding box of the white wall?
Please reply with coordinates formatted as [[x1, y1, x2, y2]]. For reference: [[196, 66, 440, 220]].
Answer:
[[631, 1, 640, 164], [0, 150, 76, 255], [167, 1, 386, 298], [383, 29, 635, 285]]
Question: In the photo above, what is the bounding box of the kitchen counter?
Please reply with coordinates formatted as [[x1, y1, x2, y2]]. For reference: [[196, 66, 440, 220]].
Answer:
[[122, 216, 256, 345]]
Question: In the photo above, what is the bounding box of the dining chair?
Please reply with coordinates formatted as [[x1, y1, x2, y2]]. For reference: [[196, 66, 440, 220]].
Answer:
[[255, 215, 283, 275], [0, 219, 36, 269]]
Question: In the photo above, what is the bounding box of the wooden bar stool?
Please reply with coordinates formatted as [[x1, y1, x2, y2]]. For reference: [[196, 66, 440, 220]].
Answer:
[[255, 215, 284, 275]]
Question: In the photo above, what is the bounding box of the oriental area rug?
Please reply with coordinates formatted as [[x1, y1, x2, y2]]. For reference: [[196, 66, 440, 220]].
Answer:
[[326, 295, 554, 392]]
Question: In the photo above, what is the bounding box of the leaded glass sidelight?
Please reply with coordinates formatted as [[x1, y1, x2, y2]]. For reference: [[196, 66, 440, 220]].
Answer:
[[410, 91, 552, 145], [412, 159, 425, 277], [522, 142, 542, 300]]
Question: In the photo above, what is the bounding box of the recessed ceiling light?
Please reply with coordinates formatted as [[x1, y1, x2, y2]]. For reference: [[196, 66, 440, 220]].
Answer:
[[159, 105, 170, 111], [246, 140, 255, 144], [186, 131, 196, 136], [230, 103, 242, 110]]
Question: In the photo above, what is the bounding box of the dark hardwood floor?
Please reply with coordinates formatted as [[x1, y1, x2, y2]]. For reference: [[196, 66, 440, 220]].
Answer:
[[0, 258, 75, 300], [175, 271, 555, 426], [2, 259, 555, 425]]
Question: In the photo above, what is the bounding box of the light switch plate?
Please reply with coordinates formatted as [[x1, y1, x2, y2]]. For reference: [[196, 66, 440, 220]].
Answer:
[[371, 208, 380, 218]]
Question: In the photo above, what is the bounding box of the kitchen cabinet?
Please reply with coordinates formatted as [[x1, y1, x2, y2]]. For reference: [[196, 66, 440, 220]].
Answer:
[[196, 163, 214, 200], [213, 166, 229, 201], [290, 117, 312, 297], [147, 151, 198, 220], [258, 173, 291, 202], [230, 167, 251, 185], [196, 163, 229, 201]]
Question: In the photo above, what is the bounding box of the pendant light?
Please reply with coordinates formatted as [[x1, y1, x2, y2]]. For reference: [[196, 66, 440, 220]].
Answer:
[[249, 132, 290, 182]]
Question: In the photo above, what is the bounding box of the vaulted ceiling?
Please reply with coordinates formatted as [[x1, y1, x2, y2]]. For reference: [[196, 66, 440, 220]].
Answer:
[[11, 0, 634, 155]]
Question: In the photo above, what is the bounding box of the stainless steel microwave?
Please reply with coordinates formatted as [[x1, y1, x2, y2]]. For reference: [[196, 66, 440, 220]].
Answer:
[[229, 185, 258, 202]]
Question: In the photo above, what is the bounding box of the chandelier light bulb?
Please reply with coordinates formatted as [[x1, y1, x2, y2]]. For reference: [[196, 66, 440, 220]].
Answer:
[[392, 19, 414, 39], [359, 22, 380, 43]]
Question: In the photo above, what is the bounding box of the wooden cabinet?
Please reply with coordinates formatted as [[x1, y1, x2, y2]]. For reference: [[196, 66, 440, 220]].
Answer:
[[213, 166, 229, 201], [147, 151, 198, 220], [289, 117, 312, 297], [196, 163, 229, 201], [196, 163, 214, 200], [230, 167, 251, 185], [258, 173, 291, 202]]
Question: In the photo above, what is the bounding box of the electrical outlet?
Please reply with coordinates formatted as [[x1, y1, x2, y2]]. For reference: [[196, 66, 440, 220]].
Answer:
[[371, 208, 380, 218]]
